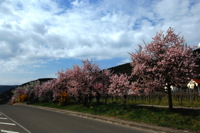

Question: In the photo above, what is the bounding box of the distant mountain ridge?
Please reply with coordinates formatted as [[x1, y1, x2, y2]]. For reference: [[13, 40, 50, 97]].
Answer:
[[0, 85, 18, 94]]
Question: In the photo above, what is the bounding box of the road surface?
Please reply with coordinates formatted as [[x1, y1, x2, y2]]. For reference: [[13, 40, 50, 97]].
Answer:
[[0, 104, 156, 133]]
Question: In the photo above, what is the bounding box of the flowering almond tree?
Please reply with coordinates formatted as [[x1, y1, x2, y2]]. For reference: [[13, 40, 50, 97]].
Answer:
[[34, 79, 55, 102], [67, 65, 85, 103], [109, 73, 130, 105], [131, 27, 199, 110], [67, 60, 106, 105], [53, 70, 72, 100], [12, 87, 28, 103], [93, 69, 111, 104]]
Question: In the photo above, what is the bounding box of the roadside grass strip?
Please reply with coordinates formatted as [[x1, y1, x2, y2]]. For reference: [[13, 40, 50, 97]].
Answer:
[[1, 130, 19, 133]]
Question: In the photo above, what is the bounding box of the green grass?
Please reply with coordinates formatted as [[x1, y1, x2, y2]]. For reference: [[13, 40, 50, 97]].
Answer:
[[30, 102, 200, 132]]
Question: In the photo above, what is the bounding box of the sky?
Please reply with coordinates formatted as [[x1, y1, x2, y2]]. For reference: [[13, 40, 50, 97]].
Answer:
[[0, 0, 200, 85]]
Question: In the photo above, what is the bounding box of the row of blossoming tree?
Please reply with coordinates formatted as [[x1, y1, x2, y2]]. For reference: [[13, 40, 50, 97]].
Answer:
[[12, 27, 199, 110], [12, 60, 132, 106]]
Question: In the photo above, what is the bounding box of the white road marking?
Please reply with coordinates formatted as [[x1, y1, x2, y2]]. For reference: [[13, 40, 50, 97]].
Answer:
[[0, 122, 16, 126], [1, 130, 20, 133], [0, 112, 31, 133], [0, 117, 8, 120]]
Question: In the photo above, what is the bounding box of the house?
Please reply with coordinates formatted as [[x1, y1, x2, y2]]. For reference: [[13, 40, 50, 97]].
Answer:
[[187, 79, 200, 96]]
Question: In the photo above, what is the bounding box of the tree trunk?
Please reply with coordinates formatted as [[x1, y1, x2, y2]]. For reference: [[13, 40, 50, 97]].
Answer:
[[167, 85, 173, 111], [96, 92, 100, 105], [123, 95, 127, 109], [123, 95, 127, 105], [104, 94, 108, 105]]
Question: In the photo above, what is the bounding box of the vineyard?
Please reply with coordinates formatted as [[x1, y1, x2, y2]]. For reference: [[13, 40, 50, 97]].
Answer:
[[126, 91, 200, 107]]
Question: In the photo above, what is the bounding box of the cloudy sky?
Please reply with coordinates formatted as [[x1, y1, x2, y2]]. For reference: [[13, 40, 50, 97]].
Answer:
[[0, 0, 200, 85]]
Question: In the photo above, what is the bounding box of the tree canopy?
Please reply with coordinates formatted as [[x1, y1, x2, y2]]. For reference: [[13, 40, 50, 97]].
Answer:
[[130, 27, 199, 110]]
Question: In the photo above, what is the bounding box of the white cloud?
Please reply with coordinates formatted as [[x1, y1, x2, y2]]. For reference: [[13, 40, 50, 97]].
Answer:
[[152, 0, 200, 45], [0, 0, 200, 84], [118, 58, 131, 65]]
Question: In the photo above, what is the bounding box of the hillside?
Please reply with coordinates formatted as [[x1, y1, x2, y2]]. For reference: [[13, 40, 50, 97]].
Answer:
[[194, 48, 200, 75], [108, 63, 132, 76], [19, 78, 55, 87]]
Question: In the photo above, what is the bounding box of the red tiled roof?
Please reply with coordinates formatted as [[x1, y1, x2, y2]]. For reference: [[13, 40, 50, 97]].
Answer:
[[193, 79, 200, 84]]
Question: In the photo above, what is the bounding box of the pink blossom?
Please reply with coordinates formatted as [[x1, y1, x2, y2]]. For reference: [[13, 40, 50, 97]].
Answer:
[[130, 27, 200, 109]]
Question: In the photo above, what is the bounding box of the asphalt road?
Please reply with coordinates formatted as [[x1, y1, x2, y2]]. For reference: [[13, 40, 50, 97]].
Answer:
[[0, 104, 156, 133]]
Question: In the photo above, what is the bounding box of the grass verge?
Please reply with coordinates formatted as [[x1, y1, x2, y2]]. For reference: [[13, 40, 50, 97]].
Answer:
[[29, 102, 200, 132]]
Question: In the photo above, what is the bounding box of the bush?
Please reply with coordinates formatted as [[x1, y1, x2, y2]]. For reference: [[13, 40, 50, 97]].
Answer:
[[58, 92, 69, 106], [17, 94, 28, 102]]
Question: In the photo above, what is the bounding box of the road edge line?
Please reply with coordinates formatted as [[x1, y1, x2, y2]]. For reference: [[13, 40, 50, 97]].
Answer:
[[1, 129, 20, 133], [0, 112, 31, 133]]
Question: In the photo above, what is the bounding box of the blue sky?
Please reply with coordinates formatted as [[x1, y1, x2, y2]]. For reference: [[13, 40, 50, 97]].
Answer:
[[0, 0, 200, 85]]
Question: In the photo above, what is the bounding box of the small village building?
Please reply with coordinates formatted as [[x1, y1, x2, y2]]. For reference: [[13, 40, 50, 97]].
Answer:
[[187, 79, 200, 96]]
